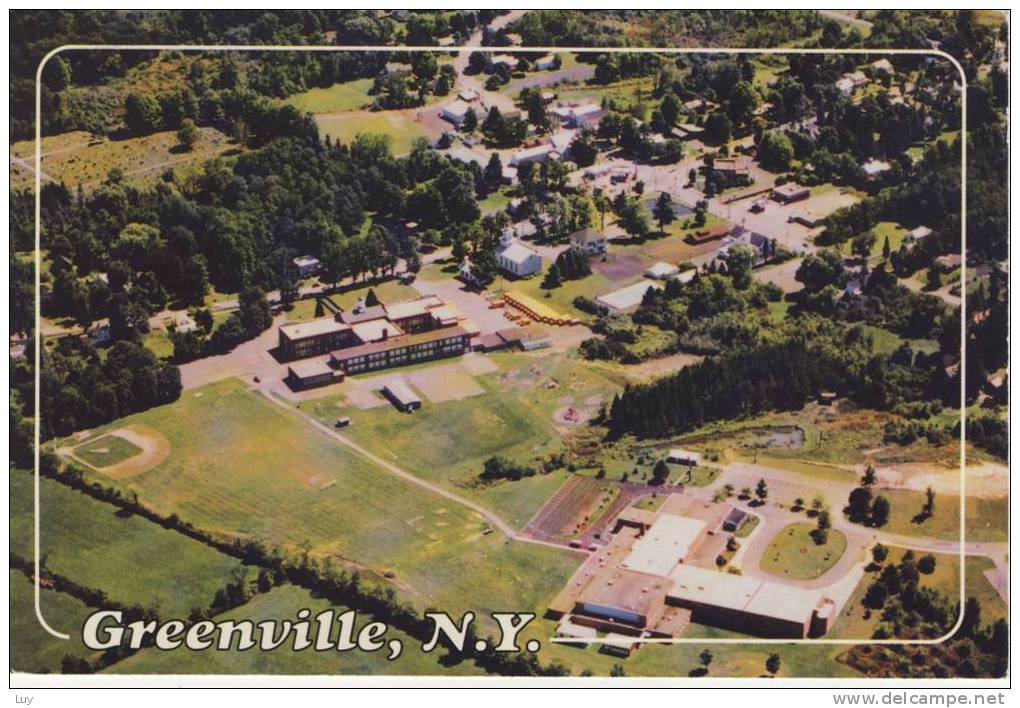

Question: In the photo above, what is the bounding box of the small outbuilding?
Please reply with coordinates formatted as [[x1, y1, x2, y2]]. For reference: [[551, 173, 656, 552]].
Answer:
[[383, 379, 422, 413], [666, 449, 701, 466]]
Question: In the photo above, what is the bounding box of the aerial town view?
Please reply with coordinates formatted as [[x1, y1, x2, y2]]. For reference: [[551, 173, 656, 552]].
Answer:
[[9, 9, 1009, 685]]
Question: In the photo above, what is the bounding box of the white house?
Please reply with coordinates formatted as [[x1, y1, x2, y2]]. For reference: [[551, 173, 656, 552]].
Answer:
[[495, 229, 542, 278], [293, 255, 320, 278], [904, 225, 932, 245], [441, 99, 473, 126], [510, 143, 558, 166], [458, 257, 482, 286], [550, 101, 603, 129], [490, 54, 520, 70], [570, 227, 608, 256], [860, 158, 891, 180], [458, 88, 480, 103]]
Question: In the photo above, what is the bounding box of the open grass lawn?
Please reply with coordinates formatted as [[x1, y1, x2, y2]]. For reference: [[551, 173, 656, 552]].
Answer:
[[64, 379, 580, 623], [870, 221, 909, 257], [305, 351, 621, 529], [506, 267, 620, 322], [107, 584, 485, 676], [478, 188, 514, 215], [830, 549, 1007, 641], [858, 324, 940, 357], [10, 471, 244, 617], [554, 76, 657, 109], [759, 523, 847, 580], [283, 79, 375, 113], [11, 127, 234, 192], [878, 489, 1007, 543], [10, 570, 100, 674], [314, 111, 427, 156], [72, 434, 143, 468]]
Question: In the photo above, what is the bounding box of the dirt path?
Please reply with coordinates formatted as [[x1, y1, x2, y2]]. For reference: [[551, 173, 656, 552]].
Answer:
[[10, 155, 56, 184]]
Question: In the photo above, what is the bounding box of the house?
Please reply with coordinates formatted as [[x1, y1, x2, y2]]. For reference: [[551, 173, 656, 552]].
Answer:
[[904, 226, 932, 245], [458, 257, 482, 286], [730, 226, 771, 264], [165, 313, 198, 334], [293, 255, 320, 278], [548, 129, 576, 156], [672, 123, 705, 141], [458, 88, 480, 103], [860, 158, 891, 180], [645, 261, 679, 280], [383, 378, 422, 413], [666, 449, 701, 466], [835, 76, 855, 96], [496, 325, 552, 351], [89, 323, 112, 346], [441, 99, 473, 126], [935, 254, 963, 271], [495, 229, 542, 277], [504, 32, 523, 46], [771, 183, 810, 204], [871, 58, 895, 75], [569, 227, 608, 256], [712, 157, 751, 186], [490, 54, 520, 71], [550, 101, 603, 129], [509, 143, 558, 166]]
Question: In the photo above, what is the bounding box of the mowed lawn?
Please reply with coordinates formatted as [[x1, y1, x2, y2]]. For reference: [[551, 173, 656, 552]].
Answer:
[[314, 111, 427, 156], [10, 471, 244, 618], [283, 79, 375, 113], [10, 570, 100, 674], [108, 584, 485, 676], [68, 378, 580, 618], [305, 351, 622, 528], [759, 523, 847, 580], [879, 489, 1007, 543]]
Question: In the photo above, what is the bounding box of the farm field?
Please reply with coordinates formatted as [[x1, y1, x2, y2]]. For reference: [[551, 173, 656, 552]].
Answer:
[[107, 584, 486, 676], [304, 351, 622, 528], [759, 523, 848, 580], [54, 378, 580, 623], [10, 570, 100, 675], [313, 111, 428, 156], [10, 471, 245, 618], [11, 127, 234, 191]]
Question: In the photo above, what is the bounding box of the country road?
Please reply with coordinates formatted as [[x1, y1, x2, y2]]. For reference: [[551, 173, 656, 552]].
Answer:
[[10, 155, 56, 184]]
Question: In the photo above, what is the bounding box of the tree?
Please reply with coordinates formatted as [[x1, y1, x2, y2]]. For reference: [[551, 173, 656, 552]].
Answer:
[[847, 486, 873, 523], [882, 235, 892, 261], [756, 131, 795, 171], [766, 653, 781, 676], [238, 286, 272, 336], [484, 152, 503, 190], [651, 460, 670, 485], [699, 649, 713, 671], [795, 249, 845, 291], [861, 462, 877, 487], [872, 543, 888, 565], [704, 111, 733, 144], [569, 131, 598, 168], [917, 553, 936, 574], [176, 118, 199, 151], [124, 93, 161, 135], [754, 478, 768, 503], [542, 262, 562, 289], [727, 81, 759, 127], [851, 231, 876, 260], [652, 192, 675, 233], [463, 107, 478, 132], [922, 486, 936, 518], [869, 495, 891, 527]]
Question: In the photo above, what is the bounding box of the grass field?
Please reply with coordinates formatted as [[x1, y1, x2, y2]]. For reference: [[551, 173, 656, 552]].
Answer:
[[283, 79, 376, 113], [759, 523, 848, 580], [304, 351, 621, 528], [10, 570, 100, 674], [314, 112, 427, 156], [11, 127, 234, 192], [61, 379, 580, 623], [879, 489, 1007, 543], [72, 434, 143, 468], [10, 471, 244, 617], [107, 583, 486, 676]]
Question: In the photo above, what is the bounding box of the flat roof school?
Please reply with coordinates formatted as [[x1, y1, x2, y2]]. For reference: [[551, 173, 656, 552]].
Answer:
[[548, 495, 856, 651], [279, 294, 475, 390]]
